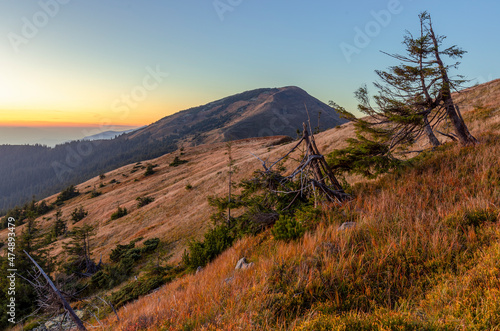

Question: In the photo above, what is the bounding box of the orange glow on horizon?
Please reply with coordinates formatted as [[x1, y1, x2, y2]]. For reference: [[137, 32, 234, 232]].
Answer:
[[0, 109, 164, 128], [0, 120, 145, 128], [0, 99, 199, 128]]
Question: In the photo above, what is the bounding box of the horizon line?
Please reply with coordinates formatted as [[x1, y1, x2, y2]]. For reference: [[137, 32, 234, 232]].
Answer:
[[0, 121, 146, 128]]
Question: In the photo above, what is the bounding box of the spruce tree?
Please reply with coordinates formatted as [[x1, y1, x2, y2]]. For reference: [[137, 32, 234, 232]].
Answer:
[[329, 12, 476, 178], [63, 224, 98, 276], [51, 209, 67, 238]]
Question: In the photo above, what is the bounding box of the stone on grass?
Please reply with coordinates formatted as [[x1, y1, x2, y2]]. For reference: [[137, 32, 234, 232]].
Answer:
[[235, 257, 254, 270]]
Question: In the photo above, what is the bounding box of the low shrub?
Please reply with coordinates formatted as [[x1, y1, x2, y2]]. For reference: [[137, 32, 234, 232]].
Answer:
[[110, 275, 165, 308], [182, 224, 234, 269], [144, 164, 157, 176], [271, 215, 305, 241], [141, 238, 160, 253], [169, 156, 189, 167], [136, 196, 154, 208], [55, 185, 79, 205], [110, 242, 136, 262], [71, 206, 88, 224], [92, 239, 162, 290], [110, 207, 127, 220]]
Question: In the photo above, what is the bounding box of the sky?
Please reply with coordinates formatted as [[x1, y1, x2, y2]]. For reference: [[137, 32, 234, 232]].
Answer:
[[0, 0, 499, 145]]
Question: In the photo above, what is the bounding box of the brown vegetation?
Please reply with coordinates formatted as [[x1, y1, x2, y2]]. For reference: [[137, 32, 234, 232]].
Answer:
[[1, 79, 499, 330], [102, 132, 500, 330]]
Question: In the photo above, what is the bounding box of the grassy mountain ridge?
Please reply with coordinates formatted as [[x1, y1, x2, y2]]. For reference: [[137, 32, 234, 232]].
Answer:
[[0, 86, 346, 214], [0, 126, 356, 267], [130, 86, 346, 145], [104, 134, 499, 330]]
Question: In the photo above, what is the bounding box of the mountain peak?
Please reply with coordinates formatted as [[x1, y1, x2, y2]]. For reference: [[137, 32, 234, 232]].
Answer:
[[131, 86, 347, 145]]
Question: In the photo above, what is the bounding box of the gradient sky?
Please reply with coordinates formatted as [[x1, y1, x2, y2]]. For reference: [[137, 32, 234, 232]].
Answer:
[[0, 0, 499, 144]]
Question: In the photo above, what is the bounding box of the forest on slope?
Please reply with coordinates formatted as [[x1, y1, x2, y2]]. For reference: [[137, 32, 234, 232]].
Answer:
[[0, 134, 178, 215]]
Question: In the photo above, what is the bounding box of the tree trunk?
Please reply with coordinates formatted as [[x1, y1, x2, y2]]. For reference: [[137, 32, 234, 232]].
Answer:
[[418, 17, 440, 148], [302, 123, 350, 202], [226, 142, 233, 223], [228, 169, 231, 222], [423, 114, 440, 147], [442, 96, 477, 145], [302, 123, 326, 185], [24, 251, 87, 331], [428, 23, 477, 146]]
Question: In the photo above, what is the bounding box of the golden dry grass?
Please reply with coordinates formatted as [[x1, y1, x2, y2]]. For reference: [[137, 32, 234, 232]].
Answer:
[[0, 121, 355, 266], [100, 134, 499, 331], [94, 81, 500, 330], [2, 79, 499, 330]]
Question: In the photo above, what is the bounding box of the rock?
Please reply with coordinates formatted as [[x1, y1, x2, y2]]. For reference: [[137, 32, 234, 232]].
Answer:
[[43, 310, 84, 330], [338, 222, 356, 231], [196, 266, 203, 274], [235, 257, 254, 270]]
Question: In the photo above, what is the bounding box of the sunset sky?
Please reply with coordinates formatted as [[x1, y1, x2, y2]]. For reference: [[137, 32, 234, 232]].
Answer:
[[0, 0, 499, 144]]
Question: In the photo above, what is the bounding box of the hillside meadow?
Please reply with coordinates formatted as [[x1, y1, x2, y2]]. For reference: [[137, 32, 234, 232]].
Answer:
[[100, 80, 500, 330], [100, 125, 500, 330], [2, 79, 500, 330]]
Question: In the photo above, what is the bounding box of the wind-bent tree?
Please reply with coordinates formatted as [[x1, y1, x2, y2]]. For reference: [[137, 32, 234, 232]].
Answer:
[[425, 13, 477, 145], [329, 12, 476, 178]]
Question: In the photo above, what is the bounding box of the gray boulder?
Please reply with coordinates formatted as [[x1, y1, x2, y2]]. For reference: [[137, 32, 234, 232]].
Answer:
[[235, 257, 254, 270]]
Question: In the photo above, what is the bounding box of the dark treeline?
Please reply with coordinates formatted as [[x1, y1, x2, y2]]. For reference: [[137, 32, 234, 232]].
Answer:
[[0, 133, 178, 214]]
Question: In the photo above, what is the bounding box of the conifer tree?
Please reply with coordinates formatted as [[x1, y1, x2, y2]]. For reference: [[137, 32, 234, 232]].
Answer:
[[51, 209, 67, 238], [63, 224, 99, 276], [329, 12, 476, 178], [0, 215, 47, 326], [18, 215, 40, 254], [71, 206, 88, 224]]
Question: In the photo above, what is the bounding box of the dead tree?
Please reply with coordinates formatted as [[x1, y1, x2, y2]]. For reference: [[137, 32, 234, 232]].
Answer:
[[226, 142, 234, 223], [24, 250, 87, 331], [253, 123, 350, 205]]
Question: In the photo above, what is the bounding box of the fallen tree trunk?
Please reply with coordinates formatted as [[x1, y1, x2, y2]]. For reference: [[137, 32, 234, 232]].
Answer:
[[24, 250, 87, 331]]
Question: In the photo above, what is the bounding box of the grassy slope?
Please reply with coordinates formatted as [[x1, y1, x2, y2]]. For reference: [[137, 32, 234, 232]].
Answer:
[[0, 124, 356, 265], [100, 134, 500, 331], [2, 80, 499, 330], [99, 81, 500, 330]]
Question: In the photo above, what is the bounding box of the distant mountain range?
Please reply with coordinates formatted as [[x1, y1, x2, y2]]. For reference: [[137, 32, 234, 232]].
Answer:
[[82, 127, 144, 141], [0, 86, 346, 213]]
